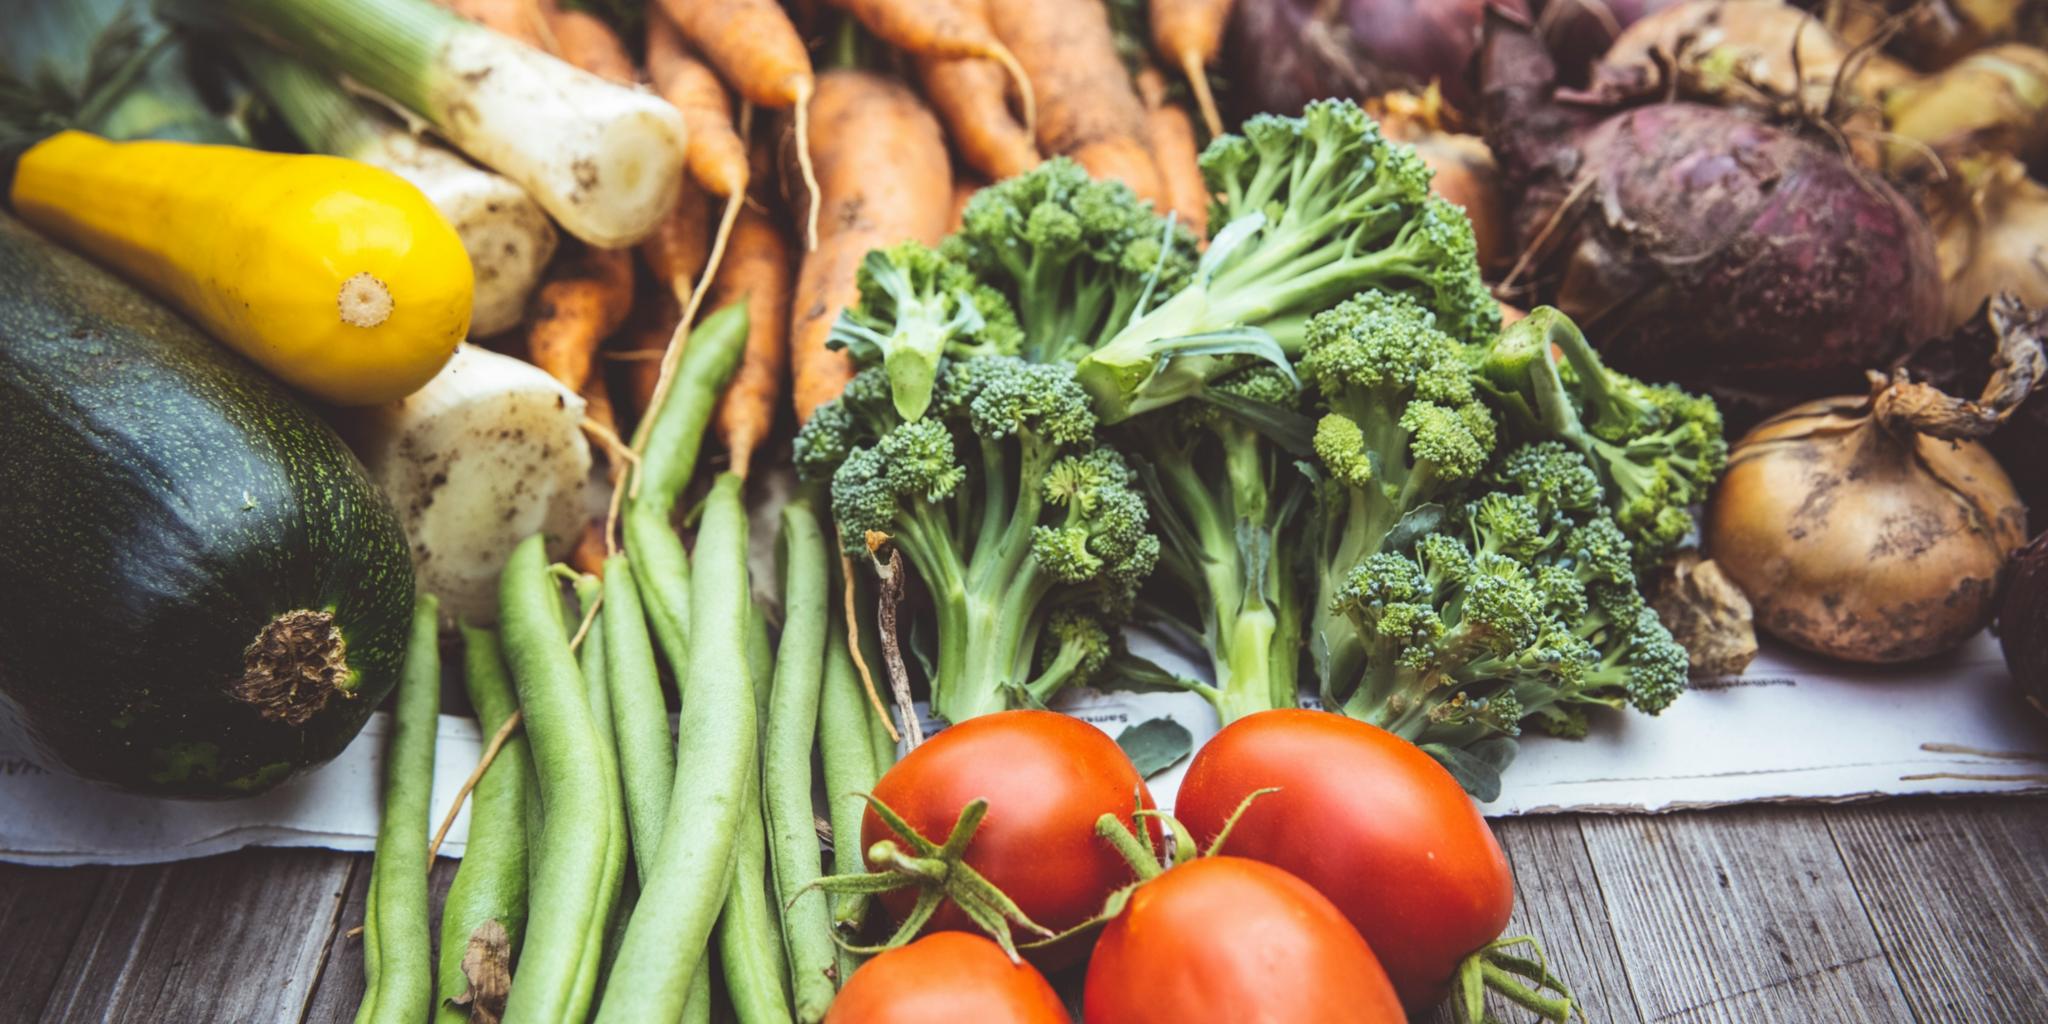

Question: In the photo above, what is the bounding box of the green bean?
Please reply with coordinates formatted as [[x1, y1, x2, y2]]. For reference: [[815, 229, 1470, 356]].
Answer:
[[571, 575, 631, 1010], [623, 302, 751, 677], [717, 601, 795, 1024], [356, 594, 440, 1024], [498, 536, 614, 1024], [435, 626, 532, 1024], [600, 556, 675, 878], [761, 499, 838, 1020], [817, 608, 885, 988], [596, 472, 757, 1024]]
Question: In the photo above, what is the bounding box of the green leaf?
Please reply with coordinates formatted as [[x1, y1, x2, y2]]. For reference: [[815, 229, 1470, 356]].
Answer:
[[1380, 503, 1447, 555], [1421, 739, 1518, 803], [1116, 717, 1194, 778]]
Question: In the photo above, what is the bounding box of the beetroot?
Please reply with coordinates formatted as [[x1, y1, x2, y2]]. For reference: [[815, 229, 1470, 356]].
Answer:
[[1225, 0, 1529, 120], [1479, 7, 1945, 424]]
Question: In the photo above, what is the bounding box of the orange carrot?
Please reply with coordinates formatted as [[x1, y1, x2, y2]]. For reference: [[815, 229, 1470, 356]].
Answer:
[[918, 55, 1040, 180], [528, 246, 635, 394], [789, 70, 953, 422], [656, 0, 822, 248], [646, 9, 750, 198], [640, 181, 713, 307], [619, 290, 684, 419], [948, 174, 985, 233], [438, 0, 550, 46], [570, 519, 611, 577], [710, 205, 794, 474], [1150, 0, 1233, 137], [988, 0, 1164, 205], [1137, 68, 1209, 237], [544, 6, 637, 82], [825, 0, 1035, 131]]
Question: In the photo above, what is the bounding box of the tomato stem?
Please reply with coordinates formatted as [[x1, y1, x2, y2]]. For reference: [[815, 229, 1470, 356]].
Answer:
[[1094, 813, 1165, 881]]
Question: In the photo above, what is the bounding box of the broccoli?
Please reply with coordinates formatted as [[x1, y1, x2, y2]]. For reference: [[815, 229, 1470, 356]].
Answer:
[[828, 241, 1023, 421], [942, 158, 1197, 366], [1322, 440, 1691, 795], [1072, 99, 1500, 422], [1475, 307, 1729, 569], [1124, 364, 1311, 723], [795, 356, 1158, 724], [1297, 290, 1499, 690]]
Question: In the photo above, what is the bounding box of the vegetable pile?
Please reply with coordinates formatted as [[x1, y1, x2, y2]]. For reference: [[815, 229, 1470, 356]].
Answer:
[[6, 0, 2048, 1019]]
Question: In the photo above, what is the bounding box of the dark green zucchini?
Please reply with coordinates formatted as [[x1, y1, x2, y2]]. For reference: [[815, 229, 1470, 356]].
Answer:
[[0, 212, 414, 797]]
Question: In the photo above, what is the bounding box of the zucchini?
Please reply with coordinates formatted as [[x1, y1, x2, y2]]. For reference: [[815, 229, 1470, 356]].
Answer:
[[0, 212, 414, 797]]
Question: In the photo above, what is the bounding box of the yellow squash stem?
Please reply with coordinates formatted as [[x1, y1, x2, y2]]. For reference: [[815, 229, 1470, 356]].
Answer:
[[9, 131, 473, 405]]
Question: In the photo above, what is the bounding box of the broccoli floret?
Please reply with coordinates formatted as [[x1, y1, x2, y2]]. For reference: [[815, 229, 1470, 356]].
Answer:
[[942, 159, 1196, 366], [1319, 440, 1695, 794], [829, 242, 1024, 421], [1020, 608, 1117, 704], [1299, 290, 1499, 688], [792, 364, 906, 483], [1073, 100, 1500, 422], [1475, 307, 1728, 569], [812, 355, 1157, 724]]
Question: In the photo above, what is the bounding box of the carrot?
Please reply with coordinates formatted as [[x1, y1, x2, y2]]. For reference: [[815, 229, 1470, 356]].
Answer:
[[825, 0, 1035, 132], [528, 246, 635, 394], [656, 0, 822, 248], [789, 70, 952, 423], [948, 174, 985, 234], [1137, 68, 1208, 237], [544, 6, 637, 82], [437, 0, 550, 47], [640, 182, 713, 307], [987, 0, 1164, 205], [646, 9, 750, 199], [918, 55, 1040, 181], [1150, 0, 1233, 137], [709, 205, 794, 474], [570, 520, 611, 578]]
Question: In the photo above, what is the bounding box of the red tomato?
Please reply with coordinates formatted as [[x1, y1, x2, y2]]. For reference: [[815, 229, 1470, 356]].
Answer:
[[825, 931, 1068, 1023], [863, 709, 1156, 970], [1174, 709, 1514, 1010], [1081, 856, 1406, 1023]]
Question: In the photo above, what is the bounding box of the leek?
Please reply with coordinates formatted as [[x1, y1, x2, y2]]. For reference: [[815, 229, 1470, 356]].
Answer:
[[169, 0, 687, 247], [238, 43, 557, 337]]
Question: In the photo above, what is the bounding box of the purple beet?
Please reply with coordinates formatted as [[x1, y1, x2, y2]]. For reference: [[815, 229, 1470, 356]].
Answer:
[[1226, 0, 1530, 119], [1478, 7, 1945, 424]]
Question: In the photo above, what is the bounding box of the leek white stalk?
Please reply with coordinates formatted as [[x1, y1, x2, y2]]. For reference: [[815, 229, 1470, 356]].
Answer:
[[341, 345, 595, 626], [239, 43, 556, 336], [183, 0, 686, 247]]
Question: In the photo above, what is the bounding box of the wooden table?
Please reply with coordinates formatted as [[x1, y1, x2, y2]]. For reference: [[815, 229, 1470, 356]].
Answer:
[[4, 796, 2043, 1023]]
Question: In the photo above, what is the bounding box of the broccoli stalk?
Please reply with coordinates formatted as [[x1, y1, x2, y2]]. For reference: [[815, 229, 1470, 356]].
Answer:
[[1127, 366, 1310, 724], [1073, 100, 1500, 423], [828, 242, 1022, 421], [1475, 307, 1729, 569], [801, 358, 1157, 725], [1299, 290, 1499, 693]]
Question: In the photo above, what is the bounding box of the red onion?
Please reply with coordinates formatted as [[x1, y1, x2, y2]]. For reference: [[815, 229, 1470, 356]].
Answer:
[[1225, 0, 1531, 120]]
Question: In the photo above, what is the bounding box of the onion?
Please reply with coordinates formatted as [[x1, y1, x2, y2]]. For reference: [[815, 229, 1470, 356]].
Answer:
[[1225, 0, 1530, 120], [1927, 156, 2048, 330], [1998, 530, 2048, 718], [1827, 0, 2041, 72], [1478, 7, 1946, 425], [1704, 294, 2043, 663], [1884, 43, 2048, 179], [1589, 0, 1915, 112]]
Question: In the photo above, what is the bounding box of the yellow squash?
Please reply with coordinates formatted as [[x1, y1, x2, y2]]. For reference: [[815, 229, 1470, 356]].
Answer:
[[9, 131, 474, 405]]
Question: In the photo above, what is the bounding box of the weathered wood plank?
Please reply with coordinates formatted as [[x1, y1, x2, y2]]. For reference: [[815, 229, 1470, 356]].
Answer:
[[1829, 797, 2048, 1024], [39, 863, 174, 1022], [298, 855, 460, 1023], [40, 850, 354, 1022], [1577, 808, 1916, 1024], [0, 863, 109, 1020], [1421, 816, 1646, 1024]]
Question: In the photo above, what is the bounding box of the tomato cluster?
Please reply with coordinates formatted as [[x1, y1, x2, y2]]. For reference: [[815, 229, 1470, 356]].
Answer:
[[822, 708, 1537, 1023]]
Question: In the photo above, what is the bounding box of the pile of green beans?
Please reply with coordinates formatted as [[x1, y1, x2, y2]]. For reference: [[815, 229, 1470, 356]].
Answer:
[[355, 595, 440, 1024]]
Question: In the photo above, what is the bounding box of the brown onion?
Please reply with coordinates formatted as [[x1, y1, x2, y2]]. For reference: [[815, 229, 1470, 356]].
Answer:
[[1705, 295, 2043, 662], [1929, 156, 2048, 330]]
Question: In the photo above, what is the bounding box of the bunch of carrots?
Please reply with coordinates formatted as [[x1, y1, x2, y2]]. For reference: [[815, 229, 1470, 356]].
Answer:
[[441, 0, 1232, 551]]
